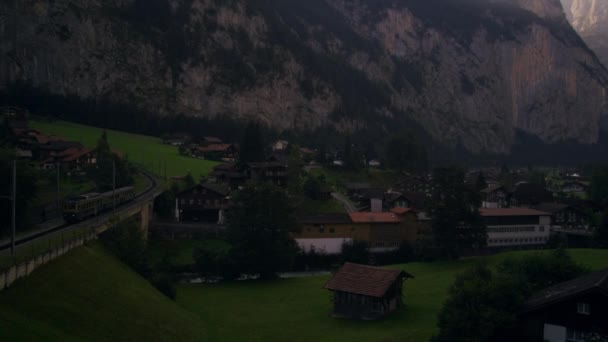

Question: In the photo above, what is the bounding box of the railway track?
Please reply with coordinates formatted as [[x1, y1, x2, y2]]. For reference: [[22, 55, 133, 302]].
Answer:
[[0, 170, 159, 252]]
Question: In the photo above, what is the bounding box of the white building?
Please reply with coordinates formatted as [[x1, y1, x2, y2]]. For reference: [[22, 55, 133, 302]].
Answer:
[[480, 208, 551, 248]]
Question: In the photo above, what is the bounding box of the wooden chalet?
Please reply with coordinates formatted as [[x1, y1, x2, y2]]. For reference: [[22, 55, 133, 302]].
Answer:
[[202, 136, 223, 145], [247, 162, 288, 187], [561, 181, 589, 195], [192, 144, 237, 162], [162, 133, 190, 146], [324, 263, 414, 320], [384, 191, 427, 210], [535, 203, 589, 231], [176, 183, 231, 224], [481, 185, 509, 208], [520, 269, 608, 342]]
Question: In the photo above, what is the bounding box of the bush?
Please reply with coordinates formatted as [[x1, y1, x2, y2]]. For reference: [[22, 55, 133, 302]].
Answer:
[[434, 249, 587, 342], [100, 220, 150, 277], [341, 240, 370, 264]]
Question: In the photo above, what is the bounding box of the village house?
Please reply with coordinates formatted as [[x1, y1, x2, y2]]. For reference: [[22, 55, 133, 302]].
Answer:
[[394, 175, 434, 194], [384, 191, 427, 211], [202, 136, 223, 145], [351, 188, 385, 212], [481, 208, 552, 248], [272, 140, 289, 152], [162, 133, 190, 146], [210, 161, 289, 189], [324, 263, 414, 320], [560, 181, 589, 196], [296, 214, 358, 254], [210, 163, 248, 190], [247, 162, 288, 187], [481, 185, 509, 208], [175, 183, 231, 224], [349, 212, 403, 252], [294, 211, 427, 254], [192, 144, 237, 162], [520, 269, 608, 342], [535, 203, 590, 232]]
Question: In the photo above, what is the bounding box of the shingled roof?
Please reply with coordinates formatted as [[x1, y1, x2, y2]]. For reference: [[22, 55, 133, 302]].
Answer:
[[324, 263, 413, 298], [523, 269, 608, 313]]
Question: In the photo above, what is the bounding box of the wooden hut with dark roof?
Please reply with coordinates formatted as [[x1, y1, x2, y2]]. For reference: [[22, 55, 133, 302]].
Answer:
[[520, 269, 608, 341], [324, 263, 413, 320]]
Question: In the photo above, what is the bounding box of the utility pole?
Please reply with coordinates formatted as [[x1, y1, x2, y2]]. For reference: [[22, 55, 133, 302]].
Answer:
[[56, 163, 60, 219], [11, 160, 16, 257], [112, 159, 116, 214]]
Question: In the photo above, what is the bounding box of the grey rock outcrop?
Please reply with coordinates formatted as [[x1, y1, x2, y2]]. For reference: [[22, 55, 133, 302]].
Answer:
[[1, 0, 606, 154]]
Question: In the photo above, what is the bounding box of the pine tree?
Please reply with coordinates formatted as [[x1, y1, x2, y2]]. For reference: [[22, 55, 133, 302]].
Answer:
[[238, 122, 265, 165]]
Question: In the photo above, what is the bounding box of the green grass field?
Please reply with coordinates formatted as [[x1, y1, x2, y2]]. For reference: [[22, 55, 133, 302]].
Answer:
[[309, 167, 402, 190], [177, 249, 608, 342], [2, 245, 607, 342], [31, 120, 219, 180], [0, 243, 206, 341]]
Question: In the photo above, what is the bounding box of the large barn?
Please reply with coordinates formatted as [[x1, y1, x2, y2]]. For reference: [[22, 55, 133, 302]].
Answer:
[[324, 263, 414, 320]]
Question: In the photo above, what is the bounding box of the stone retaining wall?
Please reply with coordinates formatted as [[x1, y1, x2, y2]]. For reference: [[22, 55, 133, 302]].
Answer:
[[0, 233, 97, 291]]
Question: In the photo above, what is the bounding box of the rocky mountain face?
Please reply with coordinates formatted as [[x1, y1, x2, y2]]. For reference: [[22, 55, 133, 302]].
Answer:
[[561, 0, 608, 67], [1, 0, 607, 154]]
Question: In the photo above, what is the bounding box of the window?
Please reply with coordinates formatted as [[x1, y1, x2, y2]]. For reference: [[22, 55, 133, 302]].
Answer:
[[577, 302, 590, 315], [567, 329, 586, 342]]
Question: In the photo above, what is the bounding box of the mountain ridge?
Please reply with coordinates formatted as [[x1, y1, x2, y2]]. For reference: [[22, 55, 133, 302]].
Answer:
[[1, 0, 607, 154]]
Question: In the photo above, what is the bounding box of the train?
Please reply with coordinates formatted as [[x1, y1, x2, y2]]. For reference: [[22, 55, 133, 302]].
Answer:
[[62, 186, 136, 223]]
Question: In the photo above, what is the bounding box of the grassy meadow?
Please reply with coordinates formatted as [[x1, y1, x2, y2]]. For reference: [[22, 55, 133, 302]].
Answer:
[[2, 241, 607, 341], [177, 248, 608, 342], [31, 119, 219, 180], [0, 243, 206, 341]]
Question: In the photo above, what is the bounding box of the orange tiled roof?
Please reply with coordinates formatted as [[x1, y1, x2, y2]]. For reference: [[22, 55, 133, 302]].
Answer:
[[390, 207, 413, 215], [197, 144, 233, 153]]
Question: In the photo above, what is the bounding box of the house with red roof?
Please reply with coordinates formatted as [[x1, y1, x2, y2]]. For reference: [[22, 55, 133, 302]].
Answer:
[[324, 263, 414, 320], [192, 143, 237, 162]]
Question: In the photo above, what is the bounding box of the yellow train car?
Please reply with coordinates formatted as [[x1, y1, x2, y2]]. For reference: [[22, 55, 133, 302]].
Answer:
[[63, 186, 135, 223]]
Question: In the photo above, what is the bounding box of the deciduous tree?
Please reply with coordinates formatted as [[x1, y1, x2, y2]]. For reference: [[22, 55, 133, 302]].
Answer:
[[434, 249, 586, 342]]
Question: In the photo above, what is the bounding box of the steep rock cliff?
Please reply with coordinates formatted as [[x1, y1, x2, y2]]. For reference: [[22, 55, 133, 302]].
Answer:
[[1, 0, 607, 154], [561, 0, 608, 67]]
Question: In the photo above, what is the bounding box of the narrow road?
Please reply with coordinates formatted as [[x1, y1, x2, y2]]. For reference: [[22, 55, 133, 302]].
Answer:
[[331, 192, 358, 213]]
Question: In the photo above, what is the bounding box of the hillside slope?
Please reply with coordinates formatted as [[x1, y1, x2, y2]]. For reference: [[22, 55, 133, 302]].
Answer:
[[1, 0, 607, 154], [0, 243, 206, 342]]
